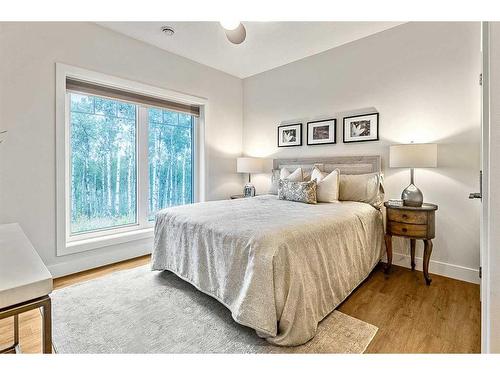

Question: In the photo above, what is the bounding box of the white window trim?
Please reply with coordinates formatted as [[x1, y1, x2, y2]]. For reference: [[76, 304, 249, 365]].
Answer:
[[56, 63, 207, 256]]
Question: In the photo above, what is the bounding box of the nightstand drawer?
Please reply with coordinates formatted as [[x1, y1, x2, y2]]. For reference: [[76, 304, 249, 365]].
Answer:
[[387, 209, 427, 224], [387, 221, 428, 238], [384, 201, 438, 285]]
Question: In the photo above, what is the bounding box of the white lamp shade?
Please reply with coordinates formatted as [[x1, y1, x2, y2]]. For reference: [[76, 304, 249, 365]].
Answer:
[[237, 157, 264, 174], [390, 143, 438, 168]]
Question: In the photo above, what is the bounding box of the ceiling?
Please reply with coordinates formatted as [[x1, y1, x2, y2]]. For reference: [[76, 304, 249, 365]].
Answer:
[[97, 22, 404, 79]]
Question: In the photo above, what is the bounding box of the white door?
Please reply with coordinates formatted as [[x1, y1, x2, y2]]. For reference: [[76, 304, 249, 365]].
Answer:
[[481, 20, 500, 353], [479, 21, 490, 353]]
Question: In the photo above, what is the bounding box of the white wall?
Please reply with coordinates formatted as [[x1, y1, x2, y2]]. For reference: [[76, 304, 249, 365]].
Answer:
[[0, 22, 243, 276], [0, 22, 482, 283], [243, 22, 481, 283]]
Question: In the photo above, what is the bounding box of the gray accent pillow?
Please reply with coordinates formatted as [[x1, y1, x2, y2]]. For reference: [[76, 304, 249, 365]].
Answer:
[[278, 179, 317, 204]]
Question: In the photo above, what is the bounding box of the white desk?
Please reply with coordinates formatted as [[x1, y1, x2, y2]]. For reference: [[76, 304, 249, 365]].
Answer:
[[0, 223, 53, 353]]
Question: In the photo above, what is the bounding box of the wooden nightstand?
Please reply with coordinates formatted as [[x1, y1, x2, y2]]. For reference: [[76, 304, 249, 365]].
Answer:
[[384, 201, 438, 285]]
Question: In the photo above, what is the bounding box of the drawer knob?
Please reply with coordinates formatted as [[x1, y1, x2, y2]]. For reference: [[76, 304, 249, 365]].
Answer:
[[402, 228, 407, 232], [402, 214, 408, 219]]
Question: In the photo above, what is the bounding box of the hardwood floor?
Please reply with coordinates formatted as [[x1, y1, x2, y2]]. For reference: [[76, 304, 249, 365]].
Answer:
[[339, 264, 481, 353], [0, 256, 480, 354]]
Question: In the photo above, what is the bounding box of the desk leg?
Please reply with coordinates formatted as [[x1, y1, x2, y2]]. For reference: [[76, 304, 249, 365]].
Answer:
[[423, 240, 433, 285], [41, 297, 52, 354], [410, 239, 416, 271], [0, 315, 21, 354], [14, 315, 19, 350], [384, 234, 393, 274]]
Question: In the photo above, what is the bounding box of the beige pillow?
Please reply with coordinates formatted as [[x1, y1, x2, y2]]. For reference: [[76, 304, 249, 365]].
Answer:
[[339, 173, 384, 208], [311, 167, 340, 203], [278, 179, 317, 204], [280, 167, 303, 182]]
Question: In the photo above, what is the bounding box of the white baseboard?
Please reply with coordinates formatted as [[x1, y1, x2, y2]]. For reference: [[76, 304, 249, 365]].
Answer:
[[47, 242, 152, 278], [385, 252, 480, 284]]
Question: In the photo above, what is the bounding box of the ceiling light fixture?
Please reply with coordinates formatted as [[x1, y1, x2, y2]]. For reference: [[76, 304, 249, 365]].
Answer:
[[161, 26, 175, 36], [219, 21, 241, 31], [220, 21, 246, 45]]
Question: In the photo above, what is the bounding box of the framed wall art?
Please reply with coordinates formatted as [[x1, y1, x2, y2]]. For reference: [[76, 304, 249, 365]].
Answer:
[[307, 119, 336, 145], [277, 123, 302, 147], [343, 113, 379, 143]]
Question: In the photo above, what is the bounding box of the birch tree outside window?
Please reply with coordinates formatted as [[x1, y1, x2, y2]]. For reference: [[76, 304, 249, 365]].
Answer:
[[68, 92, 194, 235], [148, 108, 193, 221]]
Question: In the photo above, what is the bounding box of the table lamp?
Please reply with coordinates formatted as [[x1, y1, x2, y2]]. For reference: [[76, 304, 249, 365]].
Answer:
[[389, 143, 437, 207], [237, 157, 264, 197]]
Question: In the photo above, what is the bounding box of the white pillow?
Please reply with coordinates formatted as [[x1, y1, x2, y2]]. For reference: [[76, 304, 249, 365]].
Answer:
[[339, 172, 384, 208], [280, 167, 303, 182], [311, 167, 340, 203]]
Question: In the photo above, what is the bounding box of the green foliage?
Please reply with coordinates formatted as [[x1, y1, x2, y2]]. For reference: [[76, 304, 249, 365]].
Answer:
[[148, 108, 193, 219], [70, 93, 193, 234]]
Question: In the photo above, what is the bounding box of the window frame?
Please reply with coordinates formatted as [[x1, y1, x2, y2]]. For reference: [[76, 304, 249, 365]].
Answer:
[[56, 63, 207, 256]]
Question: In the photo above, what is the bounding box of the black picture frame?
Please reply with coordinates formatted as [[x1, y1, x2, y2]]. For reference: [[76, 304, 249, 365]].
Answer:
[[306, 119, 337, 146], [342, 112, 379, 143], [277, 123, 303, 147]]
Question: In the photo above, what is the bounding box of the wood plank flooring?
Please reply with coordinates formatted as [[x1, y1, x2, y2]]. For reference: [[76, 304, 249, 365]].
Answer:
[[338, 264, 480, 353], [0, 256, 480, 353]]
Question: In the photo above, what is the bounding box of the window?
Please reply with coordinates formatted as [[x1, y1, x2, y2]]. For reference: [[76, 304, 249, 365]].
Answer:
[[70, 93, 137, 234], [56, 64, 205, 255], [148, 108, 193, 220]]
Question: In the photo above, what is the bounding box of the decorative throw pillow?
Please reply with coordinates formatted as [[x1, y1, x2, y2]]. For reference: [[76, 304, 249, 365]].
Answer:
[[269, 168, 304, 194], [338, 172, 385, 208], [311, 167, 340, 203], [304, 164, 324, 181], [278, 179, 317, 204], [270, 167, 303, 194], [280, 167, 303, 181]]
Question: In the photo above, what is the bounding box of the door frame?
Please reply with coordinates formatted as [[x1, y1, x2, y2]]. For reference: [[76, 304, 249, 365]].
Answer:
[[481, 21, 490, 353]]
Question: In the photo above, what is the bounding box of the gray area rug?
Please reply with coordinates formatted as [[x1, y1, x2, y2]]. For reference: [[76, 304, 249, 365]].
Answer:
[[52, 265, 377, 353]]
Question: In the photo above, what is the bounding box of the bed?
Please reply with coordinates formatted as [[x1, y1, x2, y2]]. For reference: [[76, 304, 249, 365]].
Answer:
[[152, 156, 385, 346]]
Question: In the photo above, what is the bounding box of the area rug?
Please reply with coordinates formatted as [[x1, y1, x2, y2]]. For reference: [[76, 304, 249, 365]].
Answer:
[[51, 265, 377, 353]]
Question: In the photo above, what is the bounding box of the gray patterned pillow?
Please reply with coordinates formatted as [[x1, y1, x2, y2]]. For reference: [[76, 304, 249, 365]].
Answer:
[[278, 179, 317, 204]]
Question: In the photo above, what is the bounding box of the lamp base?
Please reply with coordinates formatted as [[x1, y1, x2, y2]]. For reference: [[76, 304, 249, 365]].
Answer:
[[243, 183, 256, 197], [401, 183, 423, 207]]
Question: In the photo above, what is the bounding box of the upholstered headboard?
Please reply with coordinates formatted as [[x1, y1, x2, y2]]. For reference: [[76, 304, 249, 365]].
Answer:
[[272, 155, 381, 175]]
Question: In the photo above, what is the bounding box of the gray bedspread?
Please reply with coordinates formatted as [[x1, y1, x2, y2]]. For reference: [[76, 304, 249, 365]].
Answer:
[[152, 195, 384, 346]]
